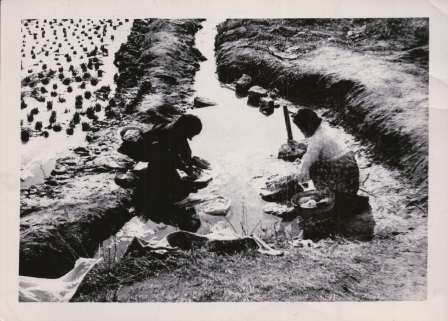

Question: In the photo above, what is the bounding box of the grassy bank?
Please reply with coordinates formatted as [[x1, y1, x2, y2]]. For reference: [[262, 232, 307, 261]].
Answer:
[[74, 224, 426, 302], [215, 19, 428, 189]]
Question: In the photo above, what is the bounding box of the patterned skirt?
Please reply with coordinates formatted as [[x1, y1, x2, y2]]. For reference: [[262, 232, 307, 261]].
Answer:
[[309, 151, 360, 195]]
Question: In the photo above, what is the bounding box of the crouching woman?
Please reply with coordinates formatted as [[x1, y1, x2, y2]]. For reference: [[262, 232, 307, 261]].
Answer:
[[293, 108, 360, 198]]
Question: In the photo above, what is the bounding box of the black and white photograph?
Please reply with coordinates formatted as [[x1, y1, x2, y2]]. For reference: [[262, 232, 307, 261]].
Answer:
[[17, 16, 429, 303], [2, 0, 448, 319]]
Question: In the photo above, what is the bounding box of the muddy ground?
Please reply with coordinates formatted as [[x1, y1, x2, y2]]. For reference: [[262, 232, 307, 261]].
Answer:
[[20, 18, 428, 301]]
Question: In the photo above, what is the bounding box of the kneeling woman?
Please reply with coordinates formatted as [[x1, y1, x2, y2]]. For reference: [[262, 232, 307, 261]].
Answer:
[[293, 108, 360, 198]]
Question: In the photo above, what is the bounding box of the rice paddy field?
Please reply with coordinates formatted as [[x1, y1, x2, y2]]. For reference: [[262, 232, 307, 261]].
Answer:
[[20, 18, 132, 188]]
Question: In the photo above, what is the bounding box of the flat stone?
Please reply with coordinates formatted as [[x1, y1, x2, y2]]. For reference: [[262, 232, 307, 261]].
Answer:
[[263, 203, 295, 217], [247, 86, 268, 107], [114, 172, 136, 188], [278, 140, 307, 162], [248, 85, 268, 97], [198, 195, 231, 216], [193, 96, 217, 108], [133, 162, 148, 172], [73, 147, 89, 156], [235, 74, 252, 96], [122, 128, 142, 143]]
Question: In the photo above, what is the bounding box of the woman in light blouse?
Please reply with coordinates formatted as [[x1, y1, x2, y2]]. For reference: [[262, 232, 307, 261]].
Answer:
[[293, 108, 360, 197]]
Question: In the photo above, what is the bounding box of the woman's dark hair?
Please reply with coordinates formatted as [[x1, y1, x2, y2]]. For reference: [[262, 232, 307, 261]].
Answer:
[[172, 114, 202, 139], [293, 108, 322, 137]]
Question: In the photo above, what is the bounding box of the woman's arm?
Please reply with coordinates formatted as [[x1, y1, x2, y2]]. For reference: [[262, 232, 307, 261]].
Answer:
[[298, 139, 321, 182]]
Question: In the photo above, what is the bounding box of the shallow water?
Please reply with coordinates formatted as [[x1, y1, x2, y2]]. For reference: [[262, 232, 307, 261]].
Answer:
[[189, 19, 304, 234], [21, 19, 133, 188]]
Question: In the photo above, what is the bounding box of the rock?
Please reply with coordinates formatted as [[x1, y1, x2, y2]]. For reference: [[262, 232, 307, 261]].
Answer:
[[263, 203, 295, 217], [193, 96, 217, 108], [133, 162, 148, 172], [114, 172, 136, 188], [73, 146, 90, 156], [247, 86, 268, 106], [260, 174, 301, 202], [235, 74, 252, 96], [85, 132, 99, 143], [201, 196, 231, 216], [278, 140, 307, 162], [122, 128, 142, 143], [259, 97, 275, 116], [260, 97, 274, 109], [248, 85, 268, 97]]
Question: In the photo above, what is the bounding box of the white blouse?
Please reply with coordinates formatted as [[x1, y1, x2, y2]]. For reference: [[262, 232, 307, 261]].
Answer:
[[299, 124, 348, 180]]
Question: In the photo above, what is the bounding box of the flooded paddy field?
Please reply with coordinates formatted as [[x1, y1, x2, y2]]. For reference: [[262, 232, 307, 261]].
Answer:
[[21, 18, 132, 188]]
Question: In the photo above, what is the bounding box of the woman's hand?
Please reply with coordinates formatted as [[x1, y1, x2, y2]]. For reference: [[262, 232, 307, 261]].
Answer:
[[296, 171, 310, 183]]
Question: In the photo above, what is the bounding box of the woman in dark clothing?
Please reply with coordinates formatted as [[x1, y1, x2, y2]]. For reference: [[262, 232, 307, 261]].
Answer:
[[118, 114, 204, 231], [141, 114, 203, 210]]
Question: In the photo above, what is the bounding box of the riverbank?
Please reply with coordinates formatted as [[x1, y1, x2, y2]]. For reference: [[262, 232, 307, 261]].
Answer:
[[74, 233, 426, 301], [20, 19, 204, 277]]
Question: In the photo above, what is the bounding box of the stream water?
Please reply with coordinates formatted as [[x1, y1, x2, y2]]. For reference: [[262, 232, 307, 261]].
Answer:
[[96, 19, 420, 263]]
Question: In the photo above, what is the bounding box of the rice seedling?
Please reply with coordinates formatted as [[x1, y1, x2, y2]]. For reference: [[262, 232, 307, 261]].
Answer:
[[30, 107, 39, 115], [73, 111, 81, 124], [53, 123, 62, 132], [35, 121, 43, 131], [49, 110, 56, 124], [81, 121, 91, 131], [21, 128, 30, 142]]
